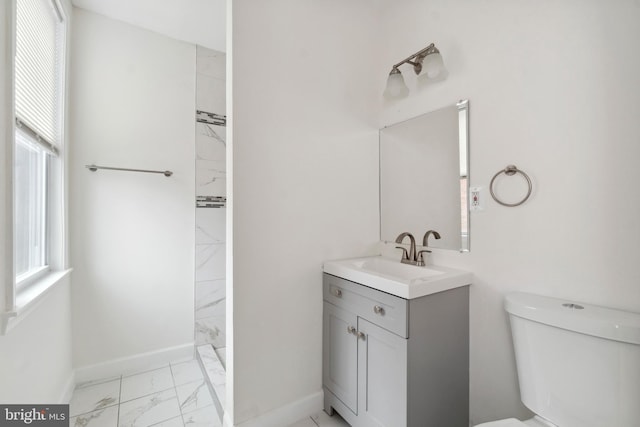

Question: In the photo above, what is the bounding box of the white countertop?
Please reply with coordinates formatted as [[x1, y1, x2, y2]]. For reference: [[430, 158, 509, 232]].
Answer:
[[323, 256, 471, 299]]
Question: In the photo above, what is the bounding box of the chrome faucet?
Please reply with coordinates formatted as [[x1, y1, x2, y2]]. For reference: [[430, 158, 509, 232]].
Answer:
[[395, 232, 417, 265], [415, 230, 441, 266], [423, 230, 441, 247]]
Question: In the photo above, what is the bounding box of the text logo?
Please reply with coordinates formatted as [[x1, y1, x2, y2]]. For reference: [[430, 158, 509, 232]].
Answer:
[[0, 405, 68, 426]]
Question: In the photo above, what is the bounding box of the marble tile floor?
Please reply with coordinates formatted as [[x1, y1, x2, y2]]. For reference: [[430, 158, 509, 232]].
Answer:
[[69, 356, 349, 427], [69, 359, 220, 427], [290, 411, 351, 427]]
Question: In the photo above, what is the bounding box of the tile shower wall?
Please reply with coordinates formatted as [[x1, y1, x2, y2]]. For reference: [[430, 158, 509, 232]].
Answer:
[[195, 46, 226, 349]]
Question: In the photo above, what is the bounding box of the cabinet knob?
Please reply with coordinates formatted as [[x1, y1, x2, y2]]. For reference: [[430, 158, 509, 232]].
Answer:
[[357, 331, 366, 341], [347, 326, 356, 335], [332, 288, 343, 298], [373, 305, 385, 315]]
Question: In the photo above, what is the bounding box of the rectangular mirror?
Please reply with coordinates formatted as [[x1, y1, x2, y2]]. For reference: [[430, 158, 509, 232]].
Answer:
[[380, 100, 469, 251]]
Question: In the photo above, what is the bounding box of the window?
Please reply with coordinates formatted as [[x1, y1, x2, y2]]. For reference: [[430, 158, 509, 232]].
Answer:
[[14, 127, 48, 281], [14, 0, 66, 288]]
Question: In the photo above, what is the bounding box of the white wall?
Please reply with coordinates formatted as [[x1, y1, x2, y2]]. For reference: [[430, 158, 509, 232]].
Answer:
[[377, 0, 640, 424], [72, 0, 226, 53], [230, 0, 380, 424], [69, 9, 196, 375], [0, 279, 74, 403], [0, 0, 75, 403]]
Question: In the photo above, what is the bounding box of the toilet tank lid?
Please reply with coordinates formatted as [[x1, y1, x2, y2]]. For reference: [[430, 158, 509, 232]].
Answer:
[[505, 292, 640, 345]]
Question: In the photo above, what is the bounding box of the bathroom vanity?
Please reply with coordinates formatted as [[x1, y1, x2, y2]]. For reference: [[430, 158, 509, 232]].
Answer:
[[322, 256, 471, 427]]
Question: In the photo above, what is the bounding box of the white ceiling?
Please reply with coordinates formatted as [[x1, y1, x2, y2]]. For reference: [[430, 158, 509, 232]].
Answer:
[[71, 0, 226, 52]]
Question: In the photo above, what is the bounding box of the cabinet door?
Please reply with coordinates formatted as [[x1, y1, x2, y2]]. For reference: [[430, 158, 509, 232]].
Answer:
[[323, 302, 358, 414], [357, 318, 408, 427]]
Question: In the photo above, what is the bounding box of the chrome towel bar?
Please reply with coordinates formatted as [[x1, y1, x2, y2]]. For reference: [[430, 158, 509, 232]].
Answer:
[[85, 164, 173, 177]]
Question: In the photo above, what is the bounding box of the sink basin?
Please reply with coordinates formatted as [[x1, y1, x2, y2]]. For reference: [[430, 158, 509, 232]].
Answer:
[[323, 256, 471, 299], [353, 257, 444, 281]]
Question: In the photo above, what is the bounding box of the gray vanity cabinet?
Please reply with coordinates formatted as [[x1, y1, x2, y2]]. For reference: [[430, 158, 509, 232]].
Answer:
[[323, 303, 358, 411], [322, 273, 469, 427], [356, 317, 407, 427]]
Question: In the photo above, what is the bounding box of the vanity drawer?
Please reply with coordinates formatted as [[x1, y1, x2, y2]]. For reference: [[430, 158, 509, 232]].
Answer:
[[323, 273, 408, 338]]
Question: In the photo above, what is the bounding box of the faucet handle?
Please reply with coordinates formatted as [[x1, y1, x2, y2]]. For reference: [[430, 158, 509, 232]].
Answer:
[[416, 250, 432, 266], [395, 246, 409, 260]]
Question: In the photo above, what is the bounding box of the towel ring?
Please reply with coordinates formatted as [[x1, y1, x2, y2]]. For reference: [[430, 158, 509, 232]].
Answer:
[[489, 165, 532, 207]]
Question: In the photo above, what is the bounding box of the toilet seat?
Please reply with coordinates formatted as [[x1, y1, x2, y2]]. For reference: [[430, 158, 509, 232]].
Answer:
[[475, 419, 526, 427], [475, 416, 557, 427]]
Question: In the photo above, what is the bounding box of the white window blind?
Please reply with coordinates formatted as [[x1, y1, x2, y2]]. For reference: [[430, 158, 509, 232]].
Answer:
[[15, 0, 64, 153]]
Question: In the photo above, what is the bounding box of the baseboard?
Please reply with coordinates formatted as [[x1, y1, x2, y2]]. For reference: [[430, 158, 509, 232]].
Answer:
[[58, 370, 76, 403], [74, 342, 194, 383], [235, 390, 323, 427], [223, 412, 233, 427]]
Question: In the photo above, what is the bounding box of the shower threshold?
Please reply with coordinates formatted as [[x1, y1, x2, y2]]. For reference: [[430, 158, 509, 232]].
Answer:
[[197, 344, 226, 422]]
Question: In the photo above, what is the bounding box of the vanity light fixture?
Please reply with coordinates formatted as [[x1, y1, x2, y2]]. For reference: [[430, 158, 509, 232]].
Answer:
[[383, 43, 446, 99]]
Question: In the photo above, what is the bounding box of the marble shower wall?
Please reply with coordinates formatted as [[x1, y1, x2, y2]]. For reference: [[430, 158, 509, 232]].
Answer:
[[195, 46, 226, 349]]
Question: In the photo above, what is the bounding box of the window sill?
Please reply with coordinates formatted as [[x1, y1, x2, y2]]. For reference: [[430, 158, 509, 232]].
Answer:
[[1, 268, 72, 335]]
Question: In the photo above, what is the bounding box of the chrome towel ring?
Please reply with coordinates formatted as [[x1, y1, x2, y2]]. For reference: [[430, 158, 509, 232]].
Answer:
[[489, 165, 532, 207]]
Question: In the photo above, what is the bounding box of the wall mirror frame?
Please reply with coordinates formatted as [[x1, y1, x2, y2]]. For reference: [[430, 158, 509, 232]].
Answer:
[[379, 99, 470, 252]]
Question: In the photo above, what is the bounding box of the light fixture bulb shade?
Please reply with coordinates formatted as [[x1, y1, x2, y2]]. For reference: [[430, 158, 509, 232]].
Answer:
[[384, 71, 409, 98], [423, 52, 445, 79]]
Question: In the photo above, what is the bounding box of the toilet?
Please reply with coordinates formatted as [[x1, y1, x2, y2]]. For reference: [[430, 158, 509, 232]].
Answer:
[[476, 292, 640, 427]]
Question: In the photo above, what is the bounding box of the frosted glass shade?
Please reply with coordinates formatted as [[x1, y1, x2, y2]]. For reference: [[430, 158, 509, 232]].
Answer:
[[423, 52, 445, 79], [384, 70, 409, 98]]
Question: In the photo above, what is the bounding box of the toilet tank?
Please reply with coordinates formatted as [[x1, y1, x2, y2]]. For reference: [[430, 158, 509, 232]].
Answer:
[[505, 292, 640, 427]]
